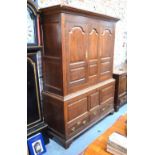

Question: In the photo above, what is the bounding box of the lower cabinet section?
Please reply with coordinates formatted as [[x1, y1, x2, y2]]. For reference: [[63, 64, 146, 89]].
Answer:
[[43, 79, 115, 148]]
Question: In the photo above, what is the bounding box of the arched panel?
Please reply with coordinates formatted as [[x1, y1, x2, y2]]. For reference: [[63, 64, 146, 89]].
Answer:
[[66, 25, 88, 90], [88, 29, 99, 60], [88, 29, 99, 84], [100, 29, 113, 58], [99, 28, 114, 81], [69, 27, 86, 63]]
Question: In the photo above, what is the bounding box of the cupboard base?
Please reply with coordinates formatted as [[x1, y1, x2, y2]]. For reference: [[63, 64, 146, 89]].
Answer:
[[46, 107, 114, 148]]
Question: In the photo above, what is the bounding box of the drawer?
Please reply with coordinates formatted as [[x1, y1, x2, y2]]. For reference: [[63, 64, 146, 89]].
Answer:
[[66, 113, 89, 136], [119, 95, 127, 106], [67, 96, 88, 121], [89, 106, 100, 121], [100, 96, 114, 107], [100, 99, 114, 116]]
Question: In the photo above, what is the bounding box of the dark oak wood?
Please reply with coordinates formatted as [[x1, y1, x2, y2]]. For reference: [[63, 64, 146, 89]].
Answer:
[[113, 71, 127, 111], [40, 5, 119, 148]]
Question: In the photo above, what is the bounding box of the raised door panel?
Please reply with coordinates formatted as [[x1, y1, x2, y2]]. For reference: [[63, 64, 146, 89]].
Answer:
[[88, 28, 99, 85], [42, 22, 60, 57], [99, 26, 114, 81], [43, 57, 62, 95], [66, 23, 88, 93], [88, 91, 99, 110], [42, 19, 63, 95], [67, 96, 88, 122]]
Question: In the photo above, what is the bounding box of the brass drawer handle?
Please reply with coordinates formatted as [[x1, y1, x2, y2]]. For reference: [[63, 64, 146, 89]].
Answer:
[[71, 127, 75, 132], [77, 121, 81, 125], [82, 120, 87, 125], [93, 111, 97, 116], [102, 107, 106, 111]]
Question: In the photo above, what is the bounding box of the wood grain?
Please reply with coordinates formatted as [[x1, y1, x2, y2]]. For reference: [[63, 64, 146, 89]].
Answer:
[[40, 5, 119, 148], [83, 114, 127, 155]]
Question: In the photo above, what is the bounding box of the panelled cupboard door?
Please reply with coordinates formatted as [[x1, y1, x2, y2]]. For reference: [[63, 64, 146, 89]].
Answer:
[[99, 23, 115, 82], [65, 20, 115, 93], [65, 22, 88, 92], [87, 24, 100, 85]]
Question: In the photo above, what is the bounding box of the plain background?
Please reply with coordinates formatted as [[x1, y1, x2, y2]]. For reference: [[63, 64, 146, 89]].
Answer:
[[0, 0, 155, 155]]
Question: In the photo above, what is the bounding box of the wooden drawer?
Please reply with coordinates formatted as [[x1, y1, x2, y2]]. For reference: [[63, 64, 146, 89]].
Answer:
[[119, 95, 127, 106], [100, 98, 114, 116], [67, 96, 88, 121], [67, 113, 89, 136], [89, 106, 100, 122]]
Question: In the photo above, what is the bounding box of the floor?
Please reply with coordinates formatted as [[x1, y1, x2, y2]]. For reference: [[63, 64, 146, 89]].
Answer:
[[44, 104, 127, 155]]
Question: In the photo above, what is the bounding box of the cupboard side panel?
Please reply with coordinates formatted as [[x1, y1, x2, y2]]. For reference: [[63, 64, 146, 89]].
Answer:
[[41, 14, 63, 95]]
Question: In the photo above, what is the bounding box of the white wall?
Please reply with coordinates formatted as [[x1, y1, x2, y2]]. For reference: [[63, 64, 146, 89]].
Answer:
[[37, 0, 127, 70]]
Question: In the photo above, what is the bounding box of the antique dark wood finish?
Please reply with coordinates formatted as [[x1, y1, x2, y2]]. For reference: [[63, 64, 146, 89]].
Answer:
[[27, 0, 49, 144], [113, 71, 127, 111], [40, 5, 119, 148]]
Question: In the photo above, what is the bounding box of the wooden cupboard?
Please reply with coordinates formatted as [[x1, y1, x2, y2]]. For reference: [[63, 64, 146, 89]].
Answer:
[[40, 5, 119, 148]]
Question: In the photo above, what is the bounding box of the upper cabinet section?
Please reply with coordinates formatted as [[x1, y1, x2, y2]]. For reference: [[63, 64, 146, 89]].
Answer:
[[41, 5, 119, 96]]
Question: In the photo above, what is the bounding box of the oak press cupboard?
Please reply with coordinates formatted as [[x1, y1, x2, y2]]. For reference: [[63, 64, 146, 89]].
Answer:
[[40, 5, 119, 148]]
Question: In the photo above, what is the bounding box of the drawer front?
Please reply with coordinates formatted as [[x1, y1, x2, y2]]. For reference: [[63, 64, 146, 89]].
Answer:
[[100, 99, 114, 116], [88, 91, 99, 110], [67, 113, 89, 136], [100, 82, 115, 104], [67, 97, 88, 121], [119, 95, 127, 106], [89, 106, 100, 122], [119, 75, 127, 95]]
